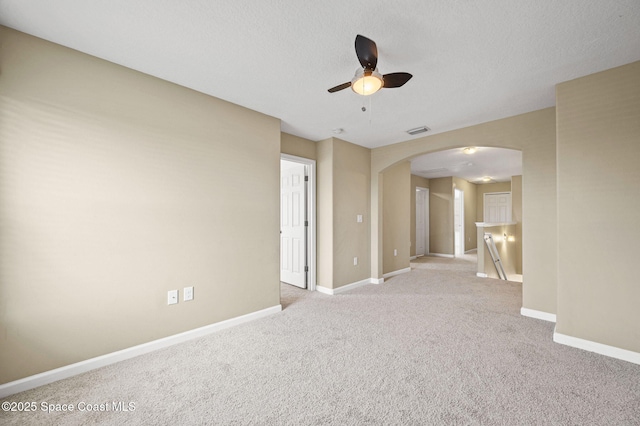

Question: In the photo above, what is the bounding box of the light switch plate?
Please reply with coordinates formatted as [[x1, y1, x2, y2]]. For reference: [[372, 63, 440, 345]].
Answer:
[[168, 290, 178, 305]]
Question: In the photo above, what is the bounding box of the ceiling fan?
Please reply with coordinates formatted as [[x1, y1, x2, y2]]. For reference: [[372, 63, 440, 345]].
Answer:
[[328, 34, 413, 96]]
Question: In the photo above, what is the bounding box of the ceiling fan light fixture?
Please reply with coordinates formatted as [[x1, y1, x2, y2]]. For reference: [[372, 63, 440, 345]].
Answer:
[[351, 68, 383, 96], [463, 147, 477, 155]]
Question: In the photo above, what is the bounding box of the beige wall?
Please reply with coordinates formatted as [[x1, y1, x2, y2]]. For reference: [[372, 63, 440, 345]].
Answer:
[[281, 132, 317, 160], [382, 162, 411, 274], [511, 176, 523, 274], [316, 138, 371, 289], [475, 182, 512, 222], [371, 108, 557, 316], [0, 27, 281, 384], [521, 113, 557, 316], [316, 138, 334, 289], [453, 177, 478, 252], [410, 175, 430, 256], [428, 177, 454, 255], [556, 61, 640, 353], [333, 138, 371, 287]]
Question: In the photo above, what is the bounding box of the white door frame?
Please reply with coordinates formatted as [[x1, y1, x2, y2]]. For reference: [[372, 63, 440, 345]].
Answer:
[[454, 188, 464, 256], [280, 154, 316, 291], [415, 187, 429, 256]]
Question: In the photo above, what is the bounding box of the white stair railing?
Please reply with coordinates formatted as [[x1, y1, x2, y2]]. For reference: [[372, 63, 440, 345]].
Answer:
[[484, 233, 508, 280]]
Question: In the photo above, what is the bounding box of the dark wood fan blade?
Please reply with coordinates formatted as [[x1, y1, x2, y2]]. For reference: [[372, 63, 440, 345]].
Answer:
[[355, 35, 378, 70], [383, 72, 413, 88], [328, 82, 351, 93]]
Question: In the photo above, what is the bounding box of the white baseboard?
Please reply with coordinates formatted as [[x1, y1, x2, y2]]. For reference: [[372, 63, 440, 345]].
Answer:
[[316, 275, 392, 295], [383, 267, 411, 279], [476, 272, 488, 278], [553, 329, 640, 365], [520, 307, 557, 323], [429, 253, 455, 258], [409, 255, 418, 260], [0, 304, 282, 398], [317, 278, 372, 295], [315, 285, 333, 295], [464, 249, 478, 254]]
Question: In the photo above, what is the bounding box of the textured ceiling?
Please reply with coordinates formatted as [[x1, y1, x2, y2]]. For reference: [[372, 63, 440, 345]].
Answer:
[[1, 0, 639, 154], [411, 147, 521, 183]]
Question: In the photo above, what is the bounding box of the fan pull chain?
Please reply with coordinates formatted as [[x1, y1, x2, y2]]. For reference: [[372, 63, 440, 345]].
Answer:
[[360, 95, 372, 125]]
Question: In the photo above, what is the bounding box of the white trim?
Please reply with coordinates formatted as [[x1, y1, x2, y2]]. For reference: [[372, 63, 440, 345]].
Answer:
[[475, 221, 517, 227], [454, 188, 464, 256], [553, 330, 640, 365], [371, 277, 385, 284], [317, 278, 372, 295], [520, 307, 557, 322], [383, 267, 411, 279], [410, 255, 418, 260], [429, 253, 455, 258], [280, 154, 316, 291], [0, 305, 282, 398], [476, 272, 488, 278], [465, 248, 477, 254], [315, 285, 333, 295], [510, 274, 523, 283], [415, 186, 429, 257]]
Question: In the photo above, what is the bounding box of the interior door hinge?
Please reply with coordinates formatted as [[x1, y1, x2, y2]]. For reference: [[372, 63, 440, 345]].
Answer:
[[304, 176, 309, 182], [305, 266, 309, 272], [305, 220, 308, 227]]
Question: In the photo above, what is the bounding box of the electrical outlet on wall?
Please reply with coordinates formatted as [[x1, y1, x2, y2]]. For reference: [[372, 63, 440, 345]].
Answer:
[[353, 257, 358, 266], [394, 249, 398, 256], [184, 286, 194, 301]]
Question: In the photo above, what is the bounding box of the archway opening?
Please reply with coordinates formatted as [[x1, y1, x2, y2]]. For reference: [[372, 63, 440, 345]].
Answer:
[[379, 146, 522, 281]]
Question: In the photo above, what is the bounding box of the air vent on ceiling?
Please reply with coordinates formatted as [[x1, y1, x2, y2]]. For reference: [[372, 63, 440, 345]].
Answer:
[[406, 126, 430, 136]]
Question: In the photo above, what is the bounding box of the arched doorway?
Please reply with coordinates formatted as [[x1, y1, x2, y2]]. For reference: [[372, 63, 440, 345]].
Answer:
[[369, 108, 557, 319], [379, 146, 522, 278]]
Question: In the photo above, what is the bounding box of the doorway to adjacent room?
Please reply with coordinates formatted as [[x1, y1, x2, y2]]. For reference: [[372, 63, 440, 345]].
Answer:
[[280, 154, 316, 291]]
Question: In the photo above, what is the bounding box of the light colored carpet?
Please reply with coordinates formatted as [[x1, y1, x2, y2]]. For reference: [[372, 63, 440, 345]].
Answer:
[[2, 257, 639, 425], [411, 254, 477, 272]]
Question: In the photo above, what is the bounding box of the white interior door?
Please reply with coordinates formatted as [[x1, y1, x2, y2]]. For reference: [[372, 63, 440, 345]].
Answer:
[[280, 160, 307, 288], [416, 187, 429, 256], [454, 188, 464, 256], [484, 192, 511, 223]]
